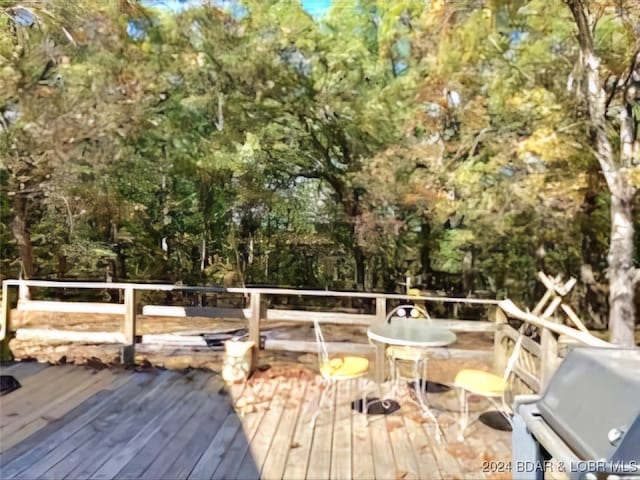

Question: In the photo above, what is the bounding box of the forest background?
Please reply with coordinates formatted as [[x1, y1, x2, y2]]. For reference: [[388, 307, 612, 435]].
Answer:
[[1, 0, 639, 343]]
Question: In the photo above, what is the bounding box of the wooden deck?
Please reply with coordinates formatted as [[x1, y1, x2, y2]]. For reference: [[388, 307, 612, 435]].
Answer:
[[0, 362, 512, 479]]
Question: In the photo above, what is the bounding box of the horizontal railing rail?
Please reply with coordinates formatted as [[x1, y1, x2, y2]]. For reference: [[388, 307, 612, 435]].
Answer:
[[1, 278, 502, 302]]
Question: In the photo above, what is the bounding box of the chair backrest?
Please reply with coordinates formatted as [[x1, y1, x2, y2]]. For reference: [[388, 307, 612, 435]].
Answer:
[[313, 319, 329, 367], [503, 326, 526, 381], [385, 304, 432, 324]]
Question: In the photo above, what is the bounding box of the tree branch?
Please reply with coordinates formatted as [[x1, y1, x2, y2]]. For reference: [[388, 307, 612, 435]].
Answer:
[[445, 127, 493, 168], [214, 93, 224, 131], [603, 74, 618, 119], [565, 0, 617, 193]]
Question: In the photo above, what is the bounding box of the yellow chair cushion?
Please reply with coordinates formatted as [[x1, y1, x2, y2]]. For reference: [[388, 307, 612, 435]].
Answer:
[[320, 356, 369, 379], [454, 369, 507, 396], [386, 345, 429, 361]]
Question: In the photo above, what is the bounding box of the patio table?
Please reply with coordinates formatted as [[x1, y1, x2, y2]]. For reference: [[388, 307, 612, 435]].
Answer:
[[366, 323, 456, 433], [367, 322, 457, 384]]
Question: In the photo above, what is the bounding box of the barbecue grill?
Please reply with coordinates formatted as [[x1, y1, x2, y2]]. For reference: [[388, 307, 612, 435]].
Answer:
[[512, 347, 640, 480]]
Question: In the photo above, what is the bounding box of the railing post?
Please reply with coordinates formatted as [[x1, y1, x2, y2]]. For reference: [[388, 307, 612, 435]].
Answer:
[[17, 281, 30, 324], [493, 306, 508, 372], [373, 297, 387, 383], [1, 283, 13, 362], [375, 297, 386, 324], [1, 282, 10, 341], [122, 287, 136, 366], [249, 292, 262, 373], [18, 282, 30, 302]]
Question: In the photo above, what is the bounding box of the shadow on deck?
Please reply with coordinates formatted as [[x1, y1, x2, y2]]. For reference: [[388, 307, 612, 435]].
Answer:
[[0, 362, 511, 479]]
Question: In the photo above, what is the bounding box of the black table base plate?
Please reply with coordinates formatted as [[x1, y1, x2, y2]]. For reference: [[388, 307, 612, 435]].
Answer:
[[479, 411, 513, 431], [408, 379, 451, 394], [351, 397, 401, 415]]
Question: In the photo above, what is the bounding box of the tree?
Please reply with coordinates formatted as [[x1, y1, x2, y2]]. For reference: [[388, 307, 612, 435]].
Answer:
[[564, 0, 639, 345], [171, 0, 423, 289], [1, 1, 163, 280]]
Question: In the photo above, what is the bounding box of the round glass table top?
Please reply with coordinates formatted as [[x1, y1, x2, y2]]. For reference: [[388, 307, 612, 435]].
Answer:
[[367, 322, 457, 347]]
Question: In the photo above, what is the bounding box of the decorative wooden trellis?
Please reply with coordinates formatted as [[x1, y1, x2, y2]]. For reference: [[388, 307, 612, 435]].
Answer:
[[496, 271, 609, 394]]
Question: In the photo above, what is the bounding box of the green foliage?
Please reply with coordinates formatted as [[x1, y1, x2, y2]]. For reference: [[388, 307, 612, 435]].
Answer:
[[0, 0, 637, 320]]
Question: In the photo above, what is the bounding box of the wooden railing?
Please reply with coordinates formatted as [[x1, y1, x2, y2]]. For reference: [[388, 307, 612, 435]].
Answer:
[[1, 279, 500, 368], [1, 274, 615, 389], [495, 273, 613, 394]]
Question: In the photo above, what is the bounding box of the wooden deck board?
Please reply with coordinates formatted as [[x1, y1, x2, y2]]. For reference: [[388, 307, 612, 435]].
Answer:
[[138, 383, 217, 479], [0, 363, 512, 480], [1, 367, 77, 430], [0, 372, 137, 472], [368, 410, 397, 479], [22, 371, 177, 480], [0, 361, 49, 379], [330, 378, 352, 480], [7, 372, 160, 480], [282, 377, 319, 480], [260, 376, 307, 480], [114, 379, 213, 479], [423, 418, 466, 480], [212, 378, 280, 480], [403, 414, 442, 479], [305, 380, 336, 480], [87, 373, 214, 480], [187, 405, 244, 479], [388, 412, 420, 479], [351, 383, 375, 480], [153, 377, 231, 480], [0, 365, 77, 415], [243, 378, 292, 477], [1, 369, 118, 448]]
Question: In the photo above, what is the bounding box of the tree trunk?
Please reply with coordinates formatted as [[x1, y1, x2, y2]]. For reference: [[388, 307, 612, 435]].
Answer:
[[354, 244, 365, 291], [608, 191, 636, 345], [566, 0, 638, 346], [11, 196, 34, 279], [419, 218, 432, 285]]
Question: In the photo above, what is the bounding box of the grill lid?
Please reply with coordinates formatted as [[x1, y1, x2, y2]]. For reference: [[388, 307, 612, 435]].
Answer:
[[536, 347, 640, 461]]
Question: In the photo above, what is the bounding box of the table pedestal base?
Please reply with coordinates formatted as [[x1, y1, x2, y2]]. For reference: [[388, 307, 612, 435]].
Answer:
[[350, 397, 401, 415]]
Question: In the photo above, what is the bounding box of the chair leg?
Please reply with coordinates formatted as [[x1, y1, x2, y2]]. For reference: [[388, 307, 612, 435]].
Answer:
[[413, 358, 442, 443], [487, 396, 514, 428], [311, 378, 334, 428], [359, 377, 378, 426], [458, 389, 468, 441], [457, 393, 513, 440], [361, 377, 368, 423], [387, 356, 399, 398]]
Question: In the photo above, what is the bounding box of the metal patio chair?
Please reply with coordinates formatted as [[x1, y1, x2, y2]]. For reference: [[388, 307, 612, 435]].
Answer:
[[384, 304, 433, 393], [453, 327, 525, 440], [310, 319, 372, 428]]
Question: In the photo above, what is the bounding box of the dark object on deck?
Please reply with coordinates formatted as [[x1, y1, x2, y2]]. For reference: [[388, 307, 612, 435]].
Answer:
[[408, 379, 451, 394], [0, 375, 21, 395], [512, 347, 640, 480], [479, 411, 512, 431], [203, 328, 248, 349], [86, 357, 108, 370], [351, 397, 401, 415]]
